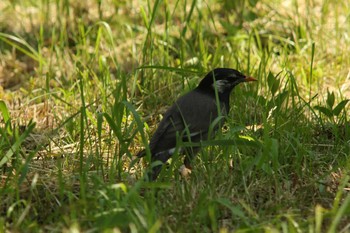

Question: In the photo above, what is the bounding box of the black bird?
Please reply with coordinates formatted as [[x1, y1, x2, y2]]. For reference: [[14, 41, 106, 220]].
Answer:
[[137, 68, 256, 180]]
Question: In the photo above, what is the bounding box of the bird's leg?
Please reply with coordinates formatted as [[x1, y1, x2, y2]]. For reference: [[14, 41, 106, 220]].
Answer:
[[183, 155, 193, 170], [179, 155, 193, 178], [179, 148, 196, 178], [183, 146, 200, 169]]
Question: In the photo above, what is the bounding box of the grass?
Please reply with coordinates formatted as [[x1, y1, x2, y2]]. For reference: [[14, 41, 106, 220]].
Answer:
[[0, 0, 350, 232]]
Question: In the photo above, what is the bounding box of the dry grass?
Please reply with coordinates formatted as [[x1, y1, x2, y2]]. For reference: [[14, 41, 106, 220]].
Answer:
[[0, 0, 350, 232]]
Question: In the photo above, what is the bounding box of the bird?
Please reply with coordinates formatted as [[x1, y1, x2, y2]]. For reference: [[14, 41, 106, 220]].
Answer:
[[137, 68, 257, 180]]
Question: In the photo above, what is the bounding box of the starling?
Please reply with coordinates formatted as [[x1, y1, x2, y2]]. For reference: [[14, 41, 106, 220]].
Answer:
[[137, 68, 256, 180]]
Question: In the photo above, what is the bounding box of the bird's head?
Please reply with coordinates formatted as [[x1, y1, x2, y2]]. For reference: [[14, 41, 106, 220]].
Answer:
[[197, 68, 257, 94]]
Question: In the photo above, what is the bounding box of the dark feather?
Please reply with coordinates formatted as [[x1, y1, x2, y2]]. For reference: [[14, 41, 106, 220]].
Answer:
[[137, 68, 256, 180]]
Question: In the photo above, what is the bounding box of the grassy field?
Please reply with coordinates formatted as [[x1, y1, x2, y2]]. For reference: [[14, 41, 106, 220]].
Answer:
[[1, 0, 350, 232]]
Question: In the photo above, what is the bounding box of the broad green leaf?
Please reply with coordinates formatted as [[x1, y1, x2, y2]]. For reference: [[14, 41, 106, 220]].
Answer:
[[267, 72, 280, 96], [0, 100, 10, 122], [332, 99, 349, 116], [215, 198, 247, 218], [275, 91, 289, 108], [326, 90, 335, 109], [239, 135, 255, 141], [182, 138, 262, 148], [0, 121, 36, 168], [328, 195, 350, 233], [314, 106, 333, 118]]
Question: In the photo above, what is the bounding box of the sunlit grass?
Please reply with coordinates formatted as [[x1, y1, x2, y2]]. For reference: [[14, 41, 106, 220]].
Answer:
[[0, 0, 350, 232]]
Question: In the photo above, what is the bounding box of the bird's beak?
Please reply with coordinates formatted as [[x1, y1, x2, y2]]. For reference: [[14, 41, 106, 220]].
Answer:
[[244, 76, 257, 82]]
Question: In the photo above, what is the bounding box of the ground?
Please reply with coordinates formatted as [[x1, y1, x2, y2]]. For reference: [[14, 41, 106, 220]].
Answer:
[[0, 0, 350, 232]]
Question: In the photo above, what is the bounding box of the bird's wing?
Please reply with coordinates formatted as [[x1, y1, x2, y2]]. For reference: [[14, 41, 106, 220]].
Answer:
[[148, 105, 184, 154], [149, 90, 225, 155]]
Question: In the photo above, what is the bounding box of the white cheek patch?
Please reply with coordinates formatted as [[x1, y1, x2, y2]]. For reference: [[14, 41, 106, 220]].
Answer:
[[168, 147, 176, 155], [212, 80, 230, 93]]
